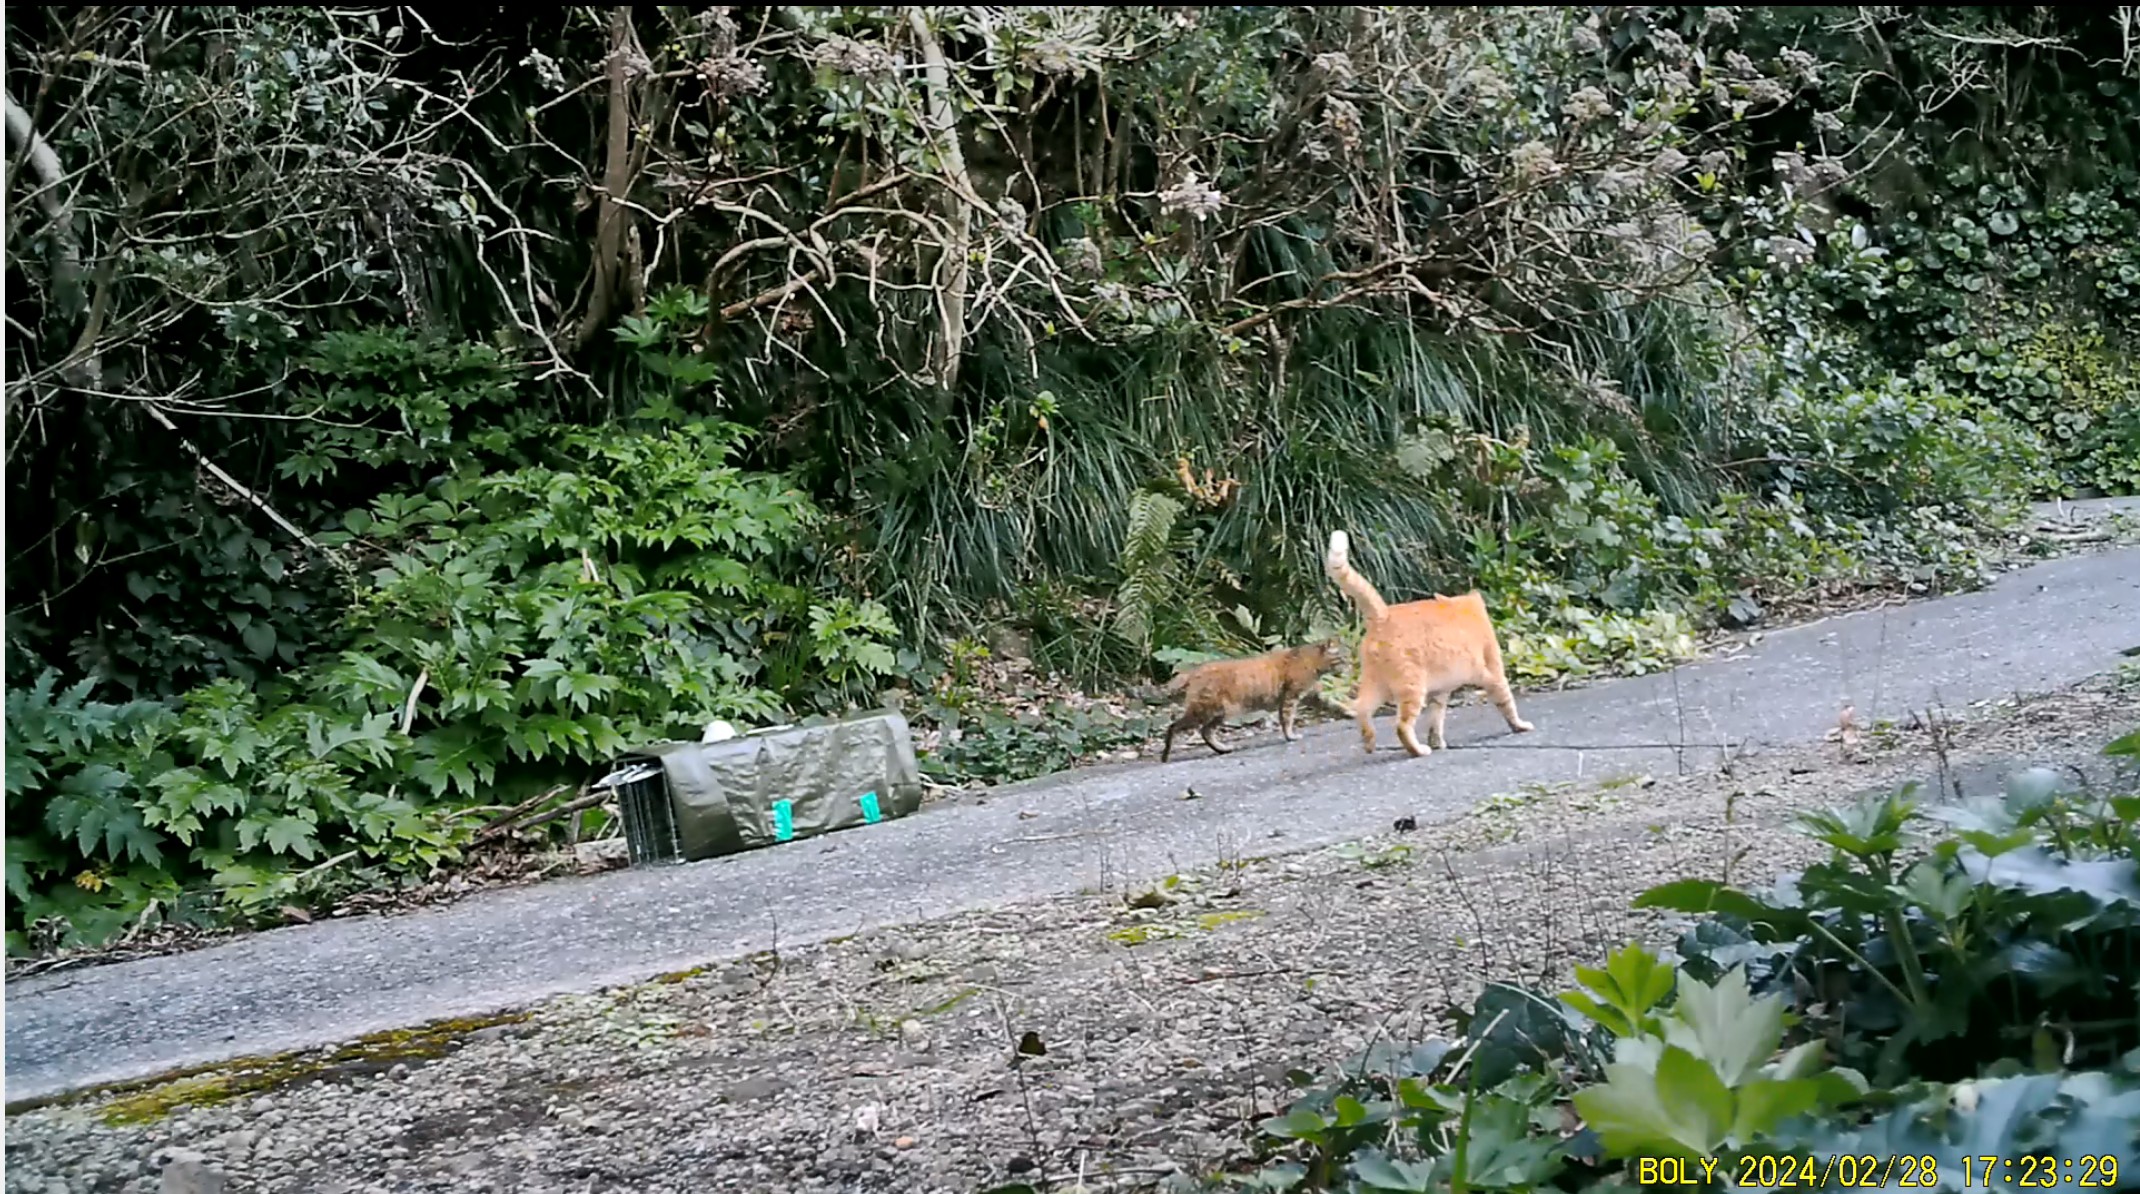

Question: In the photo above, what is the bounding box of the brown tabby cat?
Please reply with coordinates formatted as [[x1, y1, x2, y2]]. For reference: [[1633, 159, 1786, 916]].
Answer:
[[1323, 529, 1534, 757], [1159, 639, 1348, 762]]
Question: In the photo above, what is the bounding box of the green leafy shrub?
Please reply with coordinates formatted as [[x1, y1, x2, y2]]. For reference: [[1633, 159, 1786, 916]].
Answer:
[[278, 328, 536, 488], [1746, 374, 2044, 525], [1467, 400, 2025, 686], [6, 675, 187, 953], [1721, 368, 2047, 597], [1175, 732, 2140, 1192], [340, 417, 830, 785], [1646, 772, 2140, 1086], [4, 415, 906, 954]]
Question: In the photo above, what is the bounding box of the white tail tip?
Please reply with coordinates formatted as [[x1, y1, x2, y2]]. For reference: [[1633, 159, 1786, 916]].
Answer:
[[1324, 529, 1351, 574]]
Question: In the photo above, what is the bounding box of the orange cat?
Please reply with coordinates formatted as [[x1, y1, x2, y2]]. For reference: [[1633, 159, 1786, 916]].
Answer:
[[1323, 530, 1534, 757], [1159, 640, 1347, 762]]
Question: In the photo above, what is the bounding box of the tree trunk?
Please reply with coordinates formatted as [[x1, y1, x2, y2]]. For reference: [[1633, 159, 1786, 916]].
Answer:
[[4, 87, 95, 394], [571, 6, 639, 351], [906, 6, 972, 392]]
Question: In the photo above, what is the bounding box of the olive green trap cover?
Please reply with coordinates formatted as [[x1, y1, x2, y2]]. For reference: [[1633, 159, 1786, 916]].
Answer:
[[601, 709, 923, 864]]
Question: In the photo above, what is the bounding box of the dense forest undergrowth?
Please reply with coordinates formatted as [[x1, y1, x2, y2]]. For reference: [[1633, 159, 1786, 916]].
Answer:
[[6, 5, 2139, 955]]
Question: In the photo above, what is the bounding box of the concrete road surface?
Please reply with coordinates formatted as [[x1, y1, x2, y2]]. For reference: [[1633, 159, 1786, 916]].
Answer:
[[7, 525, 2136, 1107]]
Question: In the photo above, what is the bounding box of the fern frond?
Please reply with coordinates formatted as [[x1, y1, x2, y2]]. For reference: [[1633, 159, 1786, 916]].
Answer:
[[1111, 490, 1186, 650], [1120, 490, 1183, 573]]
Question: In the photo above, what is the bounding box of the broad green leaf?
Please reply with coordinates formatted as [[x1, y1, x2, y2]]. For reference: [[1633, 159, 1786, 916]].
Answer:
[[1443, 1094, 1569, 1188], [1561, 942, 1677, 1037], [1894, 858, 1975, 920], [262, 815, 320, 860], [1727, 1077, 1825, 1141], [1958, 844, 2140, 908], [1259, 1108, 1330, 1143], [234, 814, 272, 853], [1573, 1045, 1733, 1160], [1663, 967, 1784, 1087], [1331, 1094, 1377, 1128], [1632, 878, 1791, 927], [2050, 1072, 2140, 1160], [43, 766, 164, 867], [1350, 1149, 1437, 1192], [1794, 788, 1919, 859], [1764, 1039, 1827, 1082], [1954, 827, 2037, 859], [1949, 1073, 2068, 1156], [1460, 982, 1580, 1090], [2004, 766, 2066, 810]]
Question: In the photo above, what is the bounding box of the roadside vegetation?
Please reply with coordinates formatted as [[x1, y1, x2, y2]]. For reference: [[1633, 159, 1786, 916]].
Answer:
[[7, 5, 2139, 956], [1089, 725, 2140, 1194]]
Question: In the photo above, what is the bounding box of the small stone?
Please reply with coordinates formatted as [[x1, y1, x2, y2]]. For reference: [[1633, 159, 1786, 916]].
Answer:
[[159, 1156, 227, 1194], [894, 1135, 918, 1150], [222, 1129, 258, 1154], [725, 1074, 790, 1103], [899, 1019, 931, 1051]]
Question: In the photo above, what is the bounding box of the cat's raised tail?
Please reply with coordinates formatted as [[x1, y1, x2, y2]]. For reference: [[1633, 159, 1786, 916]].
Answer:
[[1323, 530, 1389, 623]]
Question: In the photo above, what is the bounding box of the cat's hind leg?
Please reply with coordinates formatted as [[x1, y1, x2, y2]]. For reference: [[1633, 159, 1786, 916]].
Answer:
[[1425, 690, 1451, 750], [1484, 674, 1532, 735], [1394, 687, 1431, 758], [1477, 638, 1534, 734], [1198, 716, 1233, 755], [1352, 680, 1383, 755]]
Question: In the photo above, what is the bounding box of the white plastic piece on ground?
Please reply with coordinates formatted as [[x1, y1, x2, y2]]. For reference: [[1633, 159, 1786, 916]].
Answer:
[[590, 761, 662, 791], [700, 719, 738, 744]]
